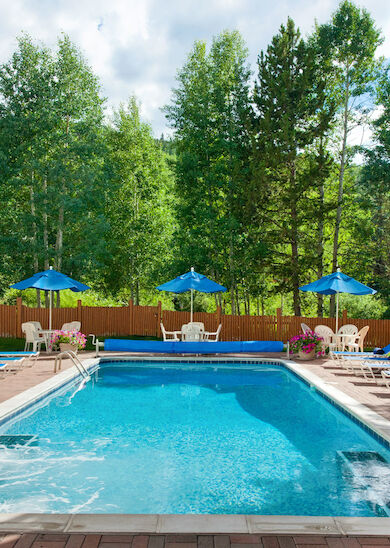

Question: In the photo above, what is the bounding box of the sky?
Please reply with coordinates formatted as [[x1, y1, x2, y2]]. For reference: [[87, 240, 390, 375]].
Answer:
[[1, 0, 390, 139]]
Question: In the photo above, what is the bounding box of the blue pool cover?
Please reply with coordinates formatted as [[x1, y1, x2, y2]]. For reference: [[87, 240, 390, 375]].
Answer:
[[104, 339, 284, 353]]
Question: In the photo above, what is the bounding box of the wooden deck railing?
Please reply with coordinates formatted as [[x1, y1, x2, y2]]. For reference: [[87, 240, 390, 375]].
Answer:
[[1, 298, 390, 348]]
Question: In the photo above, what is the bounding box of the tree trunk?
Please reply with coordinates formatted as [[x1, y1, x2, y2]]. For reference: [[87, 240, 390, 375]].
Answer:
[[43, 179, 49, 270], [291, 200, 301, 316], [56, 290, 60, 308], [235, 288, 240, 315], [229, 234, 235, 315], [30, 181, 39, 272], [256, 297, 260, 316], [55, 205, 64, 271], [330, 71, 350, 316], [30, 179, 41, 309], [317, 141, 325, 318]]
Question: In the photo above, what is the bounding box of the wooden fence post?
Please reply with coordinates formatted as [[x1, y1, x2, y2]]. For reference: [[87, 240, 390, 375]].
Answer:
[[16, 297, 22, 337], [77, 300, 82, 328], [157, 301, 162, 337], [129, 300, 134, 335], [342, 309, 348, 325], [276, 307, 282, 341]]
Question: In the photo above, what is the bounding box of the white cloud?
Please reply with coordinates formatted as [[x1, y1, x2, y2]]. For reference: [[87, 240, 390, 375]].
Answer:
[[0, 0, 389, 136]]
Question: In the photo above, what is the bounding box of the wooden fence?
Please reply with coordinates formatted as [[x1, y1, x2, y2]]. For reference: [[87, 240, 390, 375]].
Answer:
[[2, 298, 390, 348]]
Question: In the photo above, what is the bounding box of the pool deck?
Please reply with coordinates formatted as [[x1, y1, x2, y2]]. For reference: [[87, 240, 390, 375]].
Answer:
[[1, 532, 390, 548], [1, 351, 390, 537]]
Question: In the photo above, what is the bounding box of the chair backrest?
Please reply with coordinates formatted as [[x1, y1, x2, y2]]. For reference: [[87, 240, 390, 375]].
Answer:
[[21, 322, 39, 342], [61, 321, 81, 332], [314, 325, 335, 343], [181, 324, 202, 341], [357, 325, 370, 345], [188, 321, 205, 331], [29, 321, 42, 331], [337, 324, 358, 335], [301, 322, 312, 333]]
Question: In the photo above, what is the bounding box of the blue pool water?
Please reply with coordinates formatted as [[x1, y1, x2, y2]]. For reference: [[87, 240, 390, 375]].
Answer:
[[1, 361, 390, 515]]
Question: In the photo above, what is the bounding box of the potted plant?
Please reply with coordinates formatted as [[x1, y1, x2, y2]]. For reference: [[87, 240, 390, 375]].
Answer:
[[288, 331, 324, 360], [50, 330, 87, 354]]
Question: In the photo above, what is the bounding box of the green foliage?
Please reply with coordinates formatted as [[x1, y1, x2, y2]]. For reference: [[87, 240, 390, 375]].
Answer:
[[165, 30, 255, 313], [0, 7, 389, 321], [251, 18, 334, 315], [104, 97, 175, 303]]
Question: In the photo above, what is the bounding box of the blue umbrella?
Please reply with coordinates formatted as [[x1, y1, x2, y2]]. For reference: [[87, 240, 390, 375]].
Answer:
[[299, 269, 376, 332], [157, 267, 226, 322], [11, 266, 90, 329]]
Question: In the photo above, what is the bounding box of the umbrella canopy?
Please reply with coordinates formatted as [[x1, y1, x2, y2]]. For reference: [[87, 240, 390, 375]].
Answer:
[[11, 267, 90, 329], [157, 267, 226, 322], [11, 268, 89, 292], [299, 270, 376, 332]]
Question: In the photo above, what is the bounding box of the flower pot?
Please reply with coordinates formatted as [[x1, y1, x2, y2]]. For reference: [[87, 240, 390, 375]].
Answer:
[[60, 343, 78, 354], [297, 349, 316, 360]]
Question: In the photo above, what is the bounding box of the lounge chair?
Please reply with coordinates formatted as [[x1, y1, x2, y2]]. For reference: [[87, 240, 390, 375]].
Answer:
[[381, 369, 390, 389], [160, 323, 180, 341]]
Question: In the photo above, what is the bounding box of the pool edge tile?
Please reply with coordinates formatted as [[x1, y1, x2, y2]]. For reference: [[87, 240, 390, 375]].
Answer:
[[68, 514, 159, 533], [335, 516, 390, 535], [247, 515, 340, 534], [0, 513, 71, 531], [157, 515, 248, 533]]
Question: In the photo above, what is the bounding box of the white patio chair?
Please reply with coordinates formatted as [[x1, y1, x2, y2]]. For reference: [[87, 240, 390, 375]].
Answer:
[[314, 325, 337, 353], [160, 323, 180, 341], [345, 326, 370, 353], [301, 322, 312, 334], [29, 321, 43, 332], [61, 321, 81, 332], [22, 322, 45, 352], [181, 324, 203, 341], [337, 324, 359, 351], [204, 324, 222, 342]]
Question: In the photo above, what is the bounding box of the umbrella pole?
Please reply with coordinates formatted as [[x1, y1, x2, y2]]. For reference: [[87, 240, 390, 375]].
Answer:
[[49, 290, 52, 330], [190, 289, 193, 323], [335, 292, 339, 334]]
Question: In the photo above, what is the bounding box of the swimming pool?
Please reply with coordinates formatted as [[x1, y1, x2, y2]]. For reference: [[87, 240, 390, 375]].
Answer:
[[1, 360, 390, 516]]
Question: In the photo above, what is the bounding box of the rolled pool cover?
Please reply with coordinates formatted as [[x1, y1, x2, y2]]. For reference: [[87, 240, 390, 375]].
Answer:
[[104, 339, 284, 353]]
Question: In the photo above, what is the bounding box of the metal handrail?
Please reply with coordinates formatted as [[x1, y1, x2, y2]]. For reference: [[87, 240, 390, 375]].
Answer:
[[54, 350, 90, 379]]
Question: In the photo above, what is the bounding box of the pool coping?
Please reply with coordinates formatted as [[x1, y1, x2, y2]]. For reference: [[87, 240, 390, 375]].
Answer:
[[1, 354, 390, 535]]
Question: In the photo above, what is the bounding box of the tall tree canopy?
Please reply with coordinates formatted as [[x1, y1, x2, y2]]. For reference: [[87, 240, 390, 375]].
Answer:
[[251, 18, 334, 315]]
